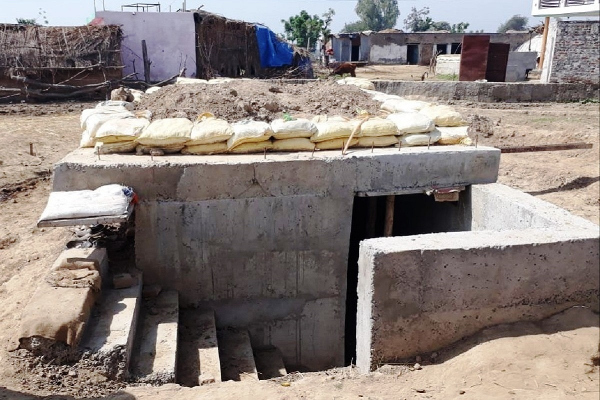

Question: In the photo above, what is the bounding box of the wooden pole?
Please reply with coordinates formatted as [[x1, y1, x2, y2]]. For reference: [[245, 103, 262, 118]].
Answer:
[[499, 142, 593, 153], [539, 17, 550, 70], [384, 195, 395, 237], [142, 40, 151, 83], [366, 197, 377, 239]]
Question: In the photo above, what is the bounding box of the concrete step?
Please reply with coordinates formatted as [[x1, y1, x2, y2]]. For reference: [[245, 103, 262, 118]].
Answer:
[[217, 328, 259, 382], [130, 290, 179, 384], [253, 346, 287, 380], [80, 272, 142, 381], [177, 309, 222, 386]]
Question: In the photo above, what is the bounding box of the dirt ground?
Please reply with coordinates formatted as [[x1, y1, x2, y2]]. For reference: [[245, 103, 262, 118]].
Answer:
[[0, 71, 598, 399]]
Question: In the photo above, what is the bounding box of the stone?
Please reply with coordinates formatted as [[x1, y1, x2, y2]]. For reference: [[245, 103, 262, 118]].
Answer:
[[113, 273, 136, 289]]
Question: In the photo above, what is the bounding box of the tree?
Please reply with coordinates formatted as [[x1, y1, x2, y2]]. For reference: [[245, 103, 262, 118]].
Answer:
[[282, 10, 326, 50], [341, 20, 369, 33], [344, 0, 399, 32], [404, 7, 433, 32], [451, 22, 470, 33], [321, 9, 336, 41], [16, 18, 38, 25], [497, 15, 528, 33], [404, 7, 469, 33]]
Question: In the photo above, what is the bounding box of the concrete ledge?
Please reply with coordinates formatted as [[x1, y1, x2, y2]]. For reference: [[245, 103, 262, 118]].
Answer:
[[373, 81, 599, 103], [356, 184, 600, 373]]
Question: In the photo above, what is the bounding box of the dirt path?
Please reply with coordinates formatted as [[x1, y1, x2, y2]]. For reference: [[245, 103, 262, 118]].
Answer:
[[0, 78, 598, 399]]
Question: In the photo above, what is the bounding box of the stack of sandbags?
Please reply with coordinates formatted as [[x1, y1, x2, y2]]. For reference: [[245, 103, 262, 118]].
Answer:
[[386, 112, 438, 147], [310, 116, 360, 150], [182, 113, 233, 155], [79, 101, 135, 148], [227, 120, 273, 153], [94, 113, 151, 154], [418, 104, 469, 145], [355, 117, 399, 148], [135, 117, 193, 154], [336, 77, 375, 91], [270, 118, 318, 152]]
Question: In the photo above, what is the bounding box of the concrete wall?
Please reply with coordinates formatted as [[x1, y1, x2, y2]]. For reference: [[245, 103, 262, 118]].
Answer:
[[369, 32, 530, 65], [506, 52, 538, 82], [548, 20, 600, 84], [374, 80, 599, 102], [52, 147, 499, 371], [97, 11, 197, 82], [435, 55, 461, 76], [356, 183, 599, 372]]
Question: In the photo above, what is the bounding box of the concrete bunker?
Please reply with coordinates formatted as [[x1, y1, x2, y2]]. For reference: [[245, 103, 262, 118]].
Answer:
[[48, 144, 598, 377]]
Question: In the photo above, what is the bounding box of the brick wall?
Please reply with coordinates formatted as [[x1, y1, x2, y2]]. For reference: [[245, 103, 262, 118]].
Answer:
[[550, 20, 600, 85]]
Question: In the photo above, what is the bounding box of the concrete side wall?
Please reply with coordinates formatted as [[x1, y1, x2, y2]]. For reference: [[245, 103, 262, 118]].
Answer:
[[435, 55, 460, 76], [52, 147, 499, 371], [97, 11, 197, 81], [374, 80, 599, 102], [370, 43, 407, 64], [356, 183, 600, 372], [549, 20, 600, 85], [506, 52, 538, 82]]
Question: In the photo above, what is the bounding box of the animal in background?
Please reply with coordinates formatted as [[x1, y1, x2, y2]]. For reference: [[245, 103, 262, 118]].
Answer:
[[331, 62, 357, 77]]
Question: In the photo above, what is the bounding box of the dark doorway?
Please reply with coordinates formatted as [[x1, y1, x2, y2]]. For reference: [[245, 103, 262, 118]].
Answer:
[[351, 35, 361, 61], [407, 44, 419, 65], [451, 42, 462, 54], [436, 44, 448, 55], [344, 190, 472, 365]]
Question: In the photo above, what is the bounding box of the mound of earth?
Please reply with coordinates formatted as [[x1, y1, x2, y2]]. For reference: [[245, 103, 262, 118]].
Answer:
[[136, 79, 382, 122]]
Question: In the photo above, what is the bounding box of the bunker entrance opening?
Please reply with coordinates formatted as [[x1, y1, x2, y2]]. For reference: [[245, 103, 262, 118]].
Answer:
[[344, 189, 472, 365]]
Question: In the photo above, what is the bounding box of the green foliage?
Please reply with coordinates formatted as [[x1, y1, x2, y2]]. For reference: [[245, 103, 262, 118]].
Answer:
[[282, 8, 335, 50], [341, 20, 369, 33], [404, 7, 433, 32], [354, 0, 400, 32], [16, 18, 38, 25], [497, 15, 528, 33], [404, 7, 469, 33]]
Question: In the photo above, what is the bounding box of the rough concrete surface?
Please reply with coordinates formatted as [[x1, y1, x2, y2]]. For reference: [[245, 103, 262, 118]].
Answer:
[[217, 329, 259, 382], [374, 80, 599, 102], [52, 146, 499, 370], [131, 290, 179, 384], [356, 183, 599, 372], [81, 273, 142, 380]]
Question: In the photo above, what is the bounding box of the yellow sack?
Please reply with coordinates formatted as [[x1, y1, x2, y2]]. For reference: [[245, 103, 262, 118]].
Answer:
[[437, 126, 471, 145], [316, 137, 358, 150], [182, 142, 228, 155], [387, 112, 435, 134], [311, 115, 348, 123], [400, 129, 442, 147], [311, 120, 359, 143], [94, 141, 137, 154], [82, 111, 134, 136], [188, 114, 233, 145], [95, 118, 150, 143], [419, 104, 466, 127], [381, 99, 429, 113], [270, 118, 317, 139], [355, 136, 398, 148], [136, 118, 192, 146], [228, 120, 273, 149], [272, 138, 316, 152], [336, 77, 375, 90], [228, 140, 273, 154], [359, 118, 398, 137]]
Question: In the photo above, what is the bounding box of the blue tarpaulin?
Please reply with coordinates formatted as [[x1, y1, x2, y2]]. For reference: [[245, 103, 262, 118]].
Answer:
[[255, 25, 294, 68]]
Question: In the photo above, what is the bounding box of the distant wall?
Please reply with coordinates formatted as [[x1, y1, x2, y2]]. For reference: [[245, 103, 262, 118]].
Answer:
[[369, 32, 530, 65], [548, 20, 600, 85], [97, 11, 197, 82]]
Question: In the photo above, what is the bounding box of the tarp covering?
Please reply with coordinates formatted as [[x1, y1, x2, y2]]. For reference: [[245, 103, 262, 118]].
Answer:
[[255, 25, 293, 68]]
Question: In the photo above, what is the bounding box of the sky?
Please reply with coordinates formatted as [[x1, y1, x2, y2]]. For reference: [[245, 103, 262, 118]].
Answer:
[[1, 0, 544, 34]]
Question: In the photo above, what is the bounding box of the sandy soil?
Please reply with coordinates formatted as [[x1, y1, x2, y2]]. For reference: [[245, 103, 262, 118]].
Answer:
[[0, 73, 598, 399]]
